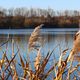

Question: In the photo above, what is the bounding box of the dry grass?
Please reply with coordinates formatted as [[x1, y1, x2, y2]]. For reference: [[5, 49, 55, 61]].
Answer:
[[0, 25, 80, 80], [68, 31, 80, 62]]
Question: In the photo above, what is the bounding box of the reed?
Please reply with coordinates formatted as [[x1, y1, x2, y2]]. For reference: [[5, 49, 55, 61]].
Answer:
[[28, 24, 44, 51], [67, 31, 80, 62], [0, 25, 80, 80]]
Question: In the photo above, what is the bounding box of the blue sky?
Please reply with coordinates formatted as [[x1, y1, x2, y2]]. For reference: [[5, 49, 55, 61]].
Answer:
[[0, 0, 80, 10]]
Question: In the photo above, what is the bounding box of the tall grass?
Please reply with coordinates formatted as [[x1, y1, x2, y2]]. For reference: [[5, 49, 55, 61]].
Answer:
[[0, 24, 80, 80]]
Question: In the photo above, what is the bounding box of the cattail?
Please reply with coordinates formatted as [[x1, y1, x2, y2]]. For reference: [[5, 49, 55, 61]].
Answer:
[[28, 24, 44, 51], [68, 31, 80, 62]]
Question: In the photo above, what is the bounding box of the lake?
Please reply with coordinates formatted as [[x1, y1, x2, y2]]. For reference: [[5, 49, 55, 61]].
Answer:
[[0, 28, 79, 79], [0, 28, 78, 56]]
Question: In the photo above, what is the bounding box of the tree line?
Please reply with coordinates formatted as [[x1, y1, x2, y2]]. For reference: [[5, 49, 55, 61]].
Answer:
[[0, 7, 80, 29]]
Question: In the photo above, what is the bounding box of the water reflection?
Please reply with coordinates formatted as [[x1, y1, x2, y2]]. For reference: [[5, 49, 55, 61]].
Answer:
[[0, 29, 77, 57]]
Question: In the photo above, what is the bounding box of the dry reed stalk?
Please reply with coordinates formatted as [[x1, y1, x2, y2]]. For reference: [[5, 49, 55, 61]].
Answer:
[[58, 44, 62, 67], [58, 46, 68, 67], [27, 24, 44, 74], [53, 48, 68, 80], [53, 53, 58, 80], [67, 31, 80, 62], [55, 60, 67, 80], [34, 48, 41, 70], [74, 76, 77, 80], [67, 63, 80, 80], [11, 39, 17, 69], [12, 39, 14, 57], [11, 65, 18, 80], [4, 50, 18, 71], [67, 55, 74, 80], [28, 24, 44, 51]]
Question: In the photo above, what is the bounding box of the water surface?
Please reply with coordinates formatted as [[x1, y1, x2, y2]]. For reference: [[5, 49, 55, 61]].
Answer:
[[0, 28, 79, 79]]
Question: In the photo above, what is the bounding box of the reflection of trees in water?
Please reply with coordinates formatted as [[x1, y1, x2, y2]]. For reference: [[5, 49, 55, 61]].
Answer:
[[65, 34, 70, 48], [0, 34, 74, 51], [43, 34, 74, 50], [0, 35, 25, 45], [65, 34, 74, 48]]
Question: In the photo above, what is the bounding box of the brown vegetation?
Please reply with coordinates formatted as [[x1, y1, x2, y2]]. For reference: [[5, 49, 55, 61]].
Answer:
[[0, 8, 80, 28], [0, 24, 80, 80]]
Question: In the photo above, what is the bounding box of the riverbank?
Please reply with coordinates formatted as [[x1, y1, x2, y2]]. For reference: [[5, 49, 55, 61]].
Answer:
[[0, 16, 79, 29]]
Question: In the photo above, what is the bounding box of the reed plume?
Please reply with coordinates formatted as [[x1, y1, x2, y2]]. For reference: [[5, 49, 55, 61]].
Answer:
[[68, 31, 80, 62], [28, 24, 44, 51]]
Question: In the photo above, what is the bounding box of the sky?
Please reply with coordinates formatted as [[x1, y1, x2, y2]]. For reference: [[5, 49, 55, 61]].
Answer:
[[0, 0, 80, 10]]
